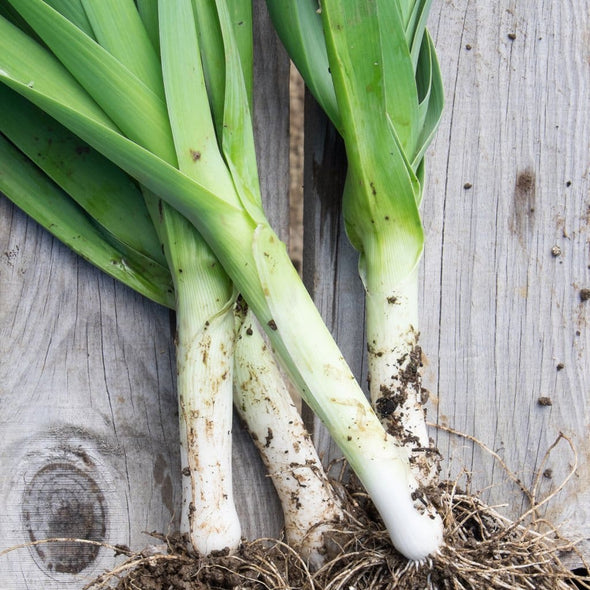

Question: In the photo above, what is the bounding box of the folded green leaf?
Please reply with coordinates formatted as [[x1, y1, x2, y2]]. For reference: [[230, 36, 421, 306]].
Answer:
[[135, 0, 159, 53], [81, 0, 164, 98], [213, 0, 261, 216], [413, 30, 444, 172], [159, 1, 235, 196], [0, 132, 174, 307], [0, 84, 165, 265], [266, 0, 339, 128]]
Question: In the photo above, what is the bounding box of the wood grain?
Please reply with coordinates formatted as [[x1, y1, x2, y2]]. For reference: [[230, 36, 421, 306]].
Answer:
[[0, 2, 289, 587], [303, 0, 590, 566], [425, 0, 590, 562], [0, 204, 181, 587]]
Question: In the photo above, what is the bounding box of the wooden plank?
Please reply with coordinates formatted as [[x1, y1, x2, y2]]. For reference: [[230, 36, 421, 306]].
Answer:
[[0, 2, 289, 587], [0, 208, 181, 586], [303, 0, 590, 565]]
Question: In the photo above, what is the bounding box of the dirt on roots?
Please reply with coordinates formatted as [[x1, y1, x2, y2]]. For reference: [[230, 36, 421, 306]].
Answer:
[[83, 473, 589, 590]]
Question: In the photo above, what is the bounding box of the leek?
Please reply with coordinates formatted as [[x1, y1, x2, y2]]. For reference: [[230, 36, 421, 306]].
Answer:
[[0, 85, 343, 563], [0, 1, 344, 564], [266, 0, 445, 553], [0, 0, 441, 561], [233, 303, 344, 567]]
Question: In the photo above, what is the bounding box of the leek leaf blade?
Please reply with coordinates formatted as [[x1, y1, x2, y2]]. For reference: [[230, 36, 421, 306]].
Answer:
[[265, 0, 340, 129], [214, 0, 262, 213], [80, 0, 164, 98], [0, 84, 165, 264], [158, 0, 235, 195], [7, 0, 175, 162], [0, 133, 174, 308]]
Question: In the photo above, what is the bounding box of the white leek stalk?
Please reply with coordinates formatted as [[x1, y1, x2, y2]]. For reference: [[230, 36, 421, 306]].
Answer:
[[366, 266, 439, 486], [171, 229, 240, 554], [233, 305, 344, 568]]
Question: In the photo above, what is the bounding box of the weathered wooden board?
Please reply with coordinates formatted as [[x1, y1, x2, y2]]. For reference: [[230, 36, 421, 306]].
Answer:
[[304, 0, 590, 567], [0, 3, 288, 588]]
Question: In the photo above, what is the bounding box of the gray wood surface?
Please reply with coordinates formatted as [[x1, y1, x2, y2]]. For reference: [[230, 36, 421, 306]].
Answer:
[[304, 0, 590, 568]]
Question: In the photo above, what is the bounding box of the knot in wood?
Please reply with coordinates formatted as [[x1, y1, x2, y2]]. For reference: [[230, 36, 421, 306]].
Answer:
[[22, 462, 107, 574]]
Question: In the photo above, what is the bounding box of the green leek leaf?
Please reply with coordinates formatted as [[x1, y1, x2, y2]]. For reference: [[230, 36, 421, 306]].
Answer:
[[44, 0, 94, 36], [7, 0, 174, 162], [0, 84, 165, 264], [0, 133, 174, 307], [81, 0, 164, 98], [135, 0, 159, 53], [265, 0, 340, 129]]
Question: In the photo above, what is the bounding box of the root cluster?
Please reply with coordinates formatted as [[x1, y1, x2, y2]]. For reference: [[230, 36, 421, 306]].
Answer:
[[4, 431, 586, 589], [82, 475, 589, 590]]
